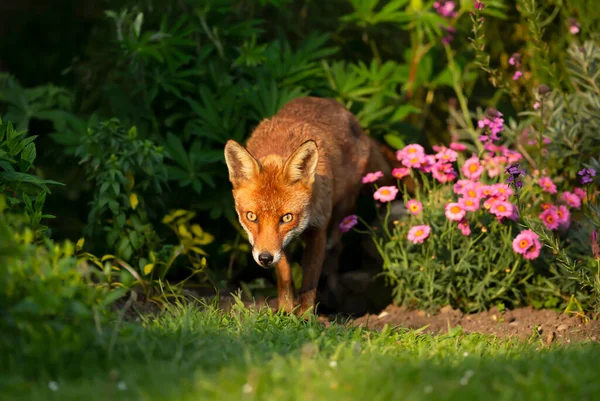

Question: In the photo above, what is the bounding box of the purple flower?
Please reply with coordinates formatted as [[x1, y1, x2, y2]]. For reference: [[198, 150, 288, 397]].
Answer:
[[578, 167, 596, 185], [474, 0, 484, 10], [505, 163, 526, 189], [339, 215, 358, 233], [478, 108, 504, 146]]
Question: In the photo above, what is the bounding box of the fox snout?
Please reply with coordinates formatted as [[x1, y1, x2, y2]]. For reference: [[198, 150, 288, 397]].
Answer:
[[252, 249, 282, 268]]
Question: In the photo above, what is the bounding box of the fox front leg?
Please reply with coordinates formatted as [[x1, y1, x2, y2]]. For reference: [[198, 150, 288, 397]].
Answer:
[[298, 227, 328, 316], [275, 251, 295, 313]]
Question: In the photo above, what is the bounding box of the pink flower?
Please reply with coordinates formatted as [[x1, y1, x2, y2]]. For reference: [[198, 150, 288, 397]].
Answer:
[[561, 191, 581, 209], [406, 199, 423, 215], [490, 200, 514, 218], [453, 179, 472, 195], [397, 144, 425, 161], [539, 208, 560, 230], [339, 215, 358, 233], [556, 205, 571, 229], [402, 154, 426, 169], [569, 18, 580, 35], [513, 70, 523, 80], [362, 171, 384, 184], [479, 185, 494, 198], [373, 186, 398, 203], [431, 162, 457, 183], [459, 197, 480, 212], [462, 181, 482, 199], [462, 155, 485, 180], [538, 176, 557, 194], [574, 187, 587, 200], [433, 0, 457, 18], [491, 183, 513, 200], [449, 142, 467, 151], [533, 101, 540, 110], [392, 167, 411, 179], [408, 225, 431, 244], [483, 155, 503, 178], [458, 219, 471, 236], [435, 148, 458, 163], [420, 155, 438, 173], [445, 202, 466, 221], [512, 230, 542, 260], [483, 197, 499, 211]]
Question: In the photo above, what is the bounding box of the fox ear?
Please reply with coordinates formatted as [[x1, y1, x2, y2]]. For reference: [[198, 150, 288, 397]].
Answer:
[[284, 140, 319, 185], [224, 140, 260, 186]]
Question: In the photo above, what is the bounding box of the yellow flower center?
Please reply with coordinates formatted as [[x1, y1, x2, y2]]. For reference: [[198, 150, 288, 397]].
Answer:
[[497, 205, 506, 212], [469, 164, 479, 173], [415, 230, 424, 236], [468, 190, 477, 197], [381, 189, 390, 196], [519, 239, 529, 249], [450, 206, 461, 214]]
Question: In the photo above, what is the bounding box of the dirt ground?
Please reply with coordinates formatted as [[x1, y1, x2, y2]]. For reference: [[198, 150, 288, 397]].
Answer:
[[118, 291, 600, 344]]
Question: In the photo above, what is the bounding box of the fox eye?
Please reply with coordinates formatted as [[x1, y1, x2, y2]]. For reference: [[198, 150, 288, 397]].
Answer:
[[246, 211, 257, 222], [281, 213, 293, 223]]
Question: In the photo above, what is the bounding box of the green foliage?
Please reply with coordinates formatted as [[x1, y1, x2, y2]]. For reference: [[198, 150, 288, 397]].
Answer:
[[0, 194, 119, 375], [0, 118, 63, 237], [75, 119, 167, 264]]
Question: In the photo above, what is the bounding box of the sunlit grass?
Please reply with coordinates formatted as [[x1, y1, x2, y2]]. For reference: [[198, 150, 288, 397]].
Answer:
[[3, 299, 599, 401]]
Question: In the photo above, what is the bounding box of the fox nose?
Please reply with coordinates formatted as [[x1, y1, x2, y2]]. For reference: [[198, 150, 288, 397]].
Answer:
[[258, 252, 274, 266]]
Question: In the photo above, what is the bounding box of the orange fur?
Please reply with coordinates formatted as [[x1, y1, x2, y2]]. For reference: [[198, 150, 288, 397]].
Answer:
[[224, 97, 395, 314]]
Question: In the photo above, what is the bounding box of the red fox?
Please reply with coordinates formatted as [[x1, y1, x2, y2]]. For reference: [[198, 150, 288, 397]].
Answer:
[[224, 97, 397, 315]]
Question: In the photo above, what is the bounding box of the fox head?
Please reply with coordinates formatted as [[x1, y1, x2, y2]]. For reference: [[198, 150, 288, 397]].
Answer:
[[224, 139, 319, 268]]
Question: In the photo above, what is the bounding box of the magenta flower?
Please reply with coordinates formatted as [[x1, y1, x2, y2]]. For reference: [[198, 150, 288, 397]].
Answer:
[[459, 197, 480, 212], [431, 162, 457, 183], [539, 208, 560, 230], [445, 202, 466, 221], [433, 0, 457, 18], [362, 171, 384, 184], [408, 225, 431, 244], [339, 215, 358, 233], [512, 230, 542, 260], [420, 155, 438, 173], [533, 101, 540, 110], [556, 205, 571, 229], [474, 0, 484, 10], [458, 219, 471, 236], [392, 167, 411, 179], [449, 142, 467, 151], [561, 191, 581, 209], [490, 200, 514, 218], [478, 108, 504, 145], [373, 186, 398, 203], [462, 155, 485, 180], [574, 187, 587, 200], [406, 199, 423, 215], [538, 176, 557, 194], [512, 70, 523, 81], [578, 167, 596, 185]]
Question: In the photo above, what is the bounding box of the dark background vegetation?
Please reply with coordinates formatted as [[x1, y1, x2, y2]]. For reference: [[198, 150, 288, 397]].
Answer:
[[1, 0, 598, 315]]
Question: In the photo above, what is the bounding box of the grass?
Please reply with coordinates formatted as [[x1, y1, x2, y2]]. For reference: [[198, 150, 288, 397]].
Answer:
[[3, 297, 600, 401]]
